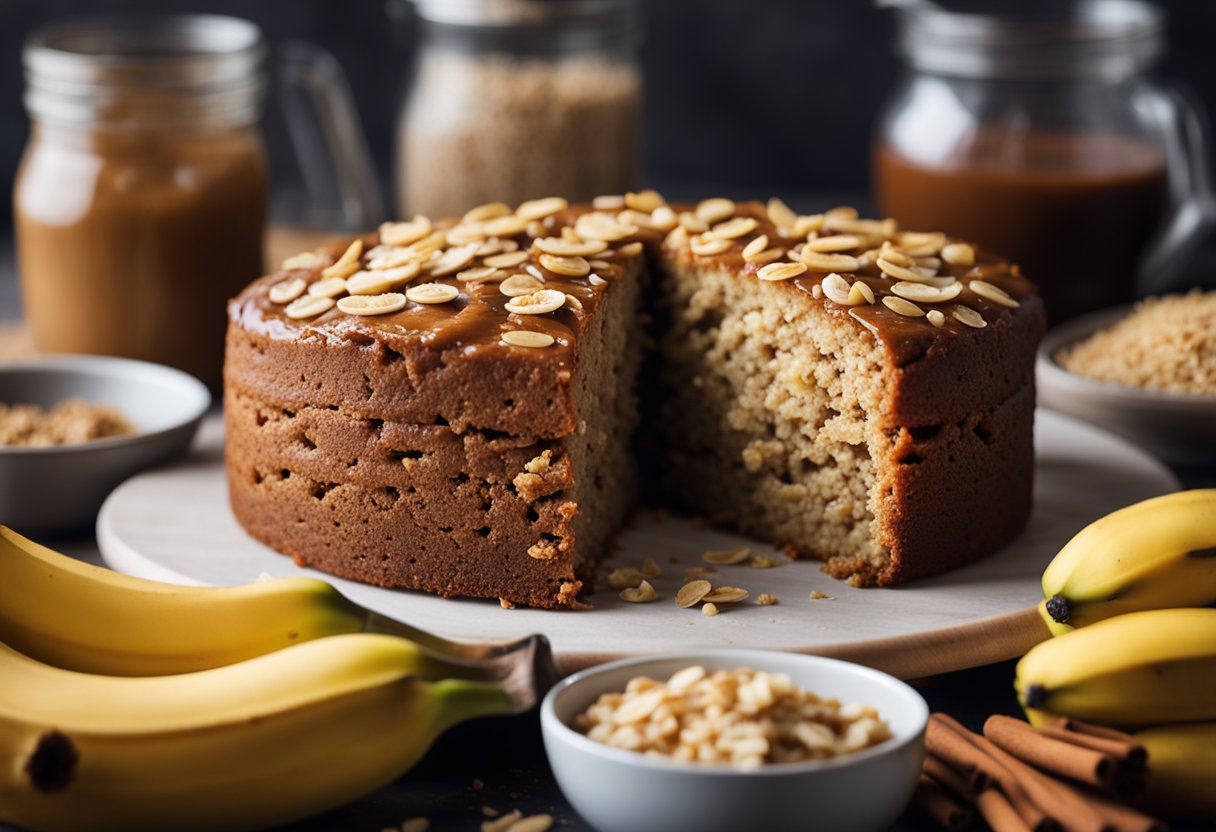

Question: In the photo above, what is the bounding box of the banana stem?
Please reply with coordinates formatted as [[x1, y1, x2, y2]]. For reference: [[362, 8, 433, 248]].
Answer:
[[429, 679, 517, 733]]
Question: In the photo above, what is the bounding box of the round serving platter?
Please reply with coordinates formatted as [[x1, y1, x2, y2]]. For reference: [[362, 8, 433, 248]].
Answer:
[[98, 409, 1177, 679]]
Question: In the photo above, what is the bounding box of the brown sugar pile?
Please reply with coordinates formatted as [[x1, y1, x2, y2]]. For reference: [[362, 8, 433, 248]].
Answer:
[[0, 399, 136, 447], [1057, 290, 1216, 396]]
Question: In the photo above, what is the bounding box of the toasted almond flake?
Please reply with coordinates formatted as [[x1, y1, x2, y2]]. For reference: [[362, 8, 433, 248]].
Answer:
[[483, 214, 529, 237], [914, 255, 943, 269], [703, 586, 749, 604], [969, 279, 1019, 307], [616, 241, 644, 258], [482, 810, 523, 832], [462, 202, 511, 223], [891, 280, 962, 303], [347, 263, 420, 295], [767, 197, 798, 229], [337, 292, 407, 316], [592, 194, 626, 210], [757, 593, 778, 606], [456, 266, 502, 283], [876, 257, 931, 283], [750, 554, 781, 569], [588, 274, 607, 286], [505, 288, 566, 315], [690, 235, 732, 256], [676, 579, 712, 608], [806, 234, 861, 253], [427, 244, 479, 277], [589, 259, 611, 269], [405, 283, 460, 304], [952, 305, 988, 328], [704, 546, 750, 565], [650, 205, 679, 231], [575, 213, 637, 242], [269, 277, 307, 304], [799, 250, 860, 272], [526, 220, 549, 238], [538, 253, 591, 276], [826, 205, 859, 220], [506, 814, 554, 832], [620, 580, 659, 603], [445, 222, 489, 245], [483, 251, 531, 269], [321, 239, 363, 279], [500, 274, 544, 297], [379, 217, 432, 247], [678, 211, 710, 233], [477, 237, 518, 257], [742, 235, 769, 260], [878, 244, 910, 266], [534, 236, 609, 257], [695, 198, 736, 225], [564, 293, 584, 312], [793, 213, 826, 237], [501, 330, 555, 348], [641, 558, 662, 578], [308, 276, 348, 298], [607, 567, 647, 589], [702, 602, 720, 616], [824, 216, 887, 237], [516, 196, 568, 221], [821, 273, 862, 306], [757, 261, 808, 282], [624, 189, 665, 212], [367, 247, 419, 272], [667, 665, 706, 692], [684, 566, 717, 579], [284, 295, 335, 319], [281, 251, 324, 271], [927, 309, 946, 327], [482, 807, 499, 818], [616, 209, 656, 230], [811, 284, 823, 299], [751, 248, 786, 265], [882, 295, 925, 317], [897, 231, 947, 257], [710, 216, 758, 240], [847, 281, 876, 305]]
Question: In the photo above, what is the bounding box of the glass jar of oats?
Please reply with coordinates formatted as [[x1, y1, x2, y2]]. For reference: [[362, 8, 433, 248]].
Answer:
[[395, 0, 643, 218]]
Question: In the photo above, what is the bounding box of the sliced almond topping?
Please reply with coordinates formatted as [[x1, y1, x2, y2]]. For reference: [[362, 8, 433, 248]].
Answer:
[[347, 263, 420, 295], [805, 234, 861, 253], [969, 279, 1019, 308], [767, 197, 798, 229], [926, 309, 946, 327], [534, 237, 609, 257], [703, 586, 749, 604], [847, 281, 876, 305], [308, 277, 348, 299], [380, 217, 432, 247], [499, 274, 544, 297], [616, 241, 644, 258], [751, 248, 786, 265], [891, 280, 962, 303], [403, 283, 458, 305], [268, 277, 307, 304], [484, 250, 531, 269], [575, 213, 638, 242], [710, 216, 758, 240], [952, 305, 988, 328], [882, 296, 925, 317], [606, 567, 647, 589], [695, 198, 737, 226], [321, 239, 363, 279], [564, 293, 584, 312], [538, 253, 591, 277], [505, 289, 567, 315], [616, 208, 655, 230], [284, 295, 335, 319], [588, 259, 611, 270], [456, 266, 502, 283], [811, 284, 823, 299], [516, 196, 568, 221], [704, 546, 750, 565], [799, 250, 860, 273], [821, 273, 863, 306], [588, 274, 607, 287], [690, 235, 732, 257], [676, 580, 712, 608], [337, 292, 407, 316], [281, 251, 324, 271], [792, 214, 826, 238], [897, 231, 947, 257], [427, 244, 479, 277], [476, 238, 518, 257], [650, 205, 679, 231], [624, 189, 665, 212], [445, 222, 489, 245], [757, 261, 808, 282], [462, 202, 511, 223], [678, 211, 710, 234], [742, 235, 769, 260], [876, 257, 934, 283], [824, 216, 887, 237], [620, 580, 659, 603], [501, 329, 555, 348], [482, 214, 530, 238], [592, 194, 626, 210]]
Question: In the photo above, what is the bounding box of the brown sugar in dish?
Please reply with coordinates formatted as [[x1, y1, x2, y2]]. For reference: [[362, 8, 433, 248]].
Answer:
[[0, 399, 136, 447], [224, 196, 1044, 607], [1056, 290, 1216, 396]]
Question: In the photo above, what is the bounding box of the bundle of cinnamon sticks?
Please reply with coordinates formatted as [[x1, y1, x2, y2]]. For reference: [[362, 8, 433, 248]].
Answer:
[[914, 713, 1165, 832]]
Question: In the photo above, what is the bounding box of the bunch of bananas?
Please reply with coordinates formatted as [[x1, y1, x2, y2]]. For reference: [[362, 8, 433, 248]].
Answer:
[[0, 526, 549, 831], [1016, 489, 1216, 819]]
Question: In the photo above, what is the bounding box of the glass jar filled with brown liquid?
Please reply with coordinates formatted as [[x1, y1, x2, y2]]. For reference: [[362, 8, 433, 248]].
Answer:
[[873, 0, 1211, 323], [16, 15, 269, 389]]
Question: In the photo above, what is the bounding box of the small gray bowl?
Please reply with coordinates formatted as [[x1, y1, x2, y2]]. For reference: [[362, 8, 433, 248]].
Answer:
[[0, 355, 210, 533], [541, 650, 928, 832], [1037, 306, 1216, 467]]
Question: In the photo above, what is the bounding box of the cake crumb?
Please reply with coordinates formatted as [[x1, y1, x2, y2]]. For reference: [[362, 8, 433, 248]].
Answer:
[[757, 593, 778, 606], [640, 557, 662, 578], [499, 598, 516, 609], [809, 590, 834, 600], [619, 580, 658, 603], [749, 554, 780, 569], [524, 449, 553, 474]]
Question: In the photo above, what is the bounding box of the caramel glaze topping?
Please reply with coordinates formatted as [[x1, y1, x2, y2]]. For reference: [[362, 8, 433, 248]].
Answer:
[[234, 197, 1039, 371]]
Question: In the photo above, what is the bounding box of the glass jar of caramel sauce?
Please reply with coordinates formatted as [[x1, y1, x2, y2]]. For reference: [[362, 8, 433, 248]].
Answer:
[[874, 0, 1211, 323], [16, 15, 268, 389]]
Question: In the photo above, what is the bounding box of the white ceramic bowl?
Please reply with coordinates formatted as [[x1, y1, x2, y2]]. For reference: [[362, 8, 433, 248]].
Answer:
[[541, 650, 928, 832], [0, 355, 210, 533], [1037, 306, 1216, 467]]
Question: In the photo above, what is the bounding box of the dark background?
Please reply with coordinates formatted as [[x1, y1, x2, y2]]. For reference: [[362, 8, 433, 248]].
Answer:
[[3, 0, 1216, 227]]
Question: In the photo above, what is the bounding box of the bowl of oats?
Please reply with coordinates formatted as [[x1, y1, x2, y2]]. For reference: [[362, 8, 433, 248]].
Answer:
[[541, 650, 928, 832], [0, 354, 210, 533], [1037, 290, 1216, 466]]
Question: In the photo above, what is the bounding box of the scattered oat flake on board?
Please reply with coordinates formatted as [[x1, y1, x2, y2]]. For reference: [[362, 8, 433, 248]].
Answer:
[[676, 580, 712, 608], [606, 567, 646, 589], [809, 590, 834, 600], [683, 566, 717, 579], [640, 558, 662, 578], [703, 586, 749, 604], [749, 554, 781, 569], [505, 815, 554, 832], [481, 809, 523, 832], [757, 593, 778, 606], [703, 546, 750, 565], [620, 580, 658, 603]]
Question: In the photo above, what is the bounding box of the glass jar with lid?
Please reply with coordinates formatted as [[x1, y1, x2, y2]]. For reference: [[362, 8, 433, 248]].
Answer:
[[873, 0, 1213, 323], [395, 0, 644, 218]]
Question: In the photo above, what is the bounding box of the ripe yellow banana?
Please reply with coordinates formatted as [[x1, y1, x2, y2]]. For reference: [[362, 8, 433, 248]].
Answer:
[[0, 632, 517, 832], [1134, 722, 1216, 820], [1037, 489, 1216, 636], [1014, 608, 1216, 729], [0, 525, 540, 680]]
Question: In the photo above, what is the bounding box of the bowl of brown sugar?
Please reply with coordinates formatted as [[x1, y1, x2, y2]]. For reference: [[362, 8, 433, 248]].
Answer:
[[1037, 290, 1216, 466], [0, 355, 209, 533]]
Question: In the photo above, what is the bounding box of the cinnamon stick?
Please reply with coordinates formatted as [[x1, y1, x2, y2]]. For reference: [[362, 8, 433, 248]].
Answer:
[[985, 715, 1118, 790], [976, 788, 1034, 832], [925, 752, 979, 799], [915, 774, 975, 831], [1054, 717, 1139, 744], [927, 716, 997, 790], [1082, 788, 1167, 832], [1039, 725, 1148, 768]]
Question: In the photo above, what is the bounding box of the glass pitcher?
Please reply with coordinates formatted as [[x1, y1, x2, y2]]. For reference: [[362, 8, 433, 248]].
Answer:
[[873, 0, 1213, 323]]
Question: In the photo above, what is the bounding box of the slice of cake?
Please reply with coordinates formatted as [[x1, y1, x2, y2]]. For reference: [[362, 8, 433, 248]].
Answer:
[[225, 194, 1044, 605]]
